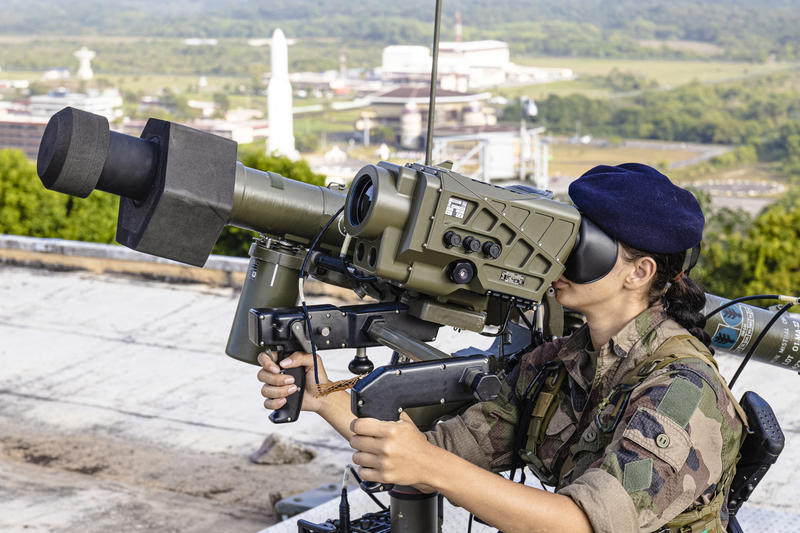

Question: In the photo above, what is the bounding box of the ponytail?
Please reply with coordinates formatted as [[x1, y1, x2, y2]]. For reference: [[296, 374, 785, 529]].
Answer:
[[621, 244, 713, 353]]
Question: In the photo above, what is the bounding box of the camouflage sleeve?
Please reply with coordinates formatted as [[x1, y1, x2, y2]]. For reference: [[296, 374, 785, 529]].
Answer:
[[558, 361, 744, 533], [425, 338, 568, 472]]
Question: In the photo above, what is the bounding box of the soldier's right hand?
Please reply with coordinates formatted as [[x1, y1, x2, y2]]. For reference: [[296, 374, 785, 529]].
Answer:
[[257, 351, 329, 414]]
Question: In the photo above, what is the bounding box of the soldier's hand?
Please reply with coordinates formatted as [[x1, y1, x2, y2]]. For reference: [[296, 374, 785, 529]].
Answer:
[[257, 350, 330, 414]]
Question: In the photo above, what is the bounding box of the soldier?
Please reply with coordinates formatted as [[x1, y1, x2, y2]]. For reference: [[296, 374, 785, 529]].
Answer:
[[257, 163, 746, 533]]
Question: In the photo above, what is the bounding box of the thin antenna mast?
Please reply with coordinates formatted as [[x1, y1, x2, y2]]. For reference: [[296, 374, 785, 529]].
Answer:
[[424, 0, 443, 166]]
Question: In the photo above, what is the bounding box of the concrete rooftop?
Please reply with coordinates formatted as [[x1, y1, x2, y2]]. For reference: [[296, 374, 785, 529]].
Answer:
[[1, 253, 798, 532]]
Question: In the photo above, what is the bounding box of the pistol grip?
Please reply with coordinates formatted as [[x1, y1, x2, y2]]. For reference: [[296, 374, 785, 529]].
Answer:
[[269, 367, 305, 424]]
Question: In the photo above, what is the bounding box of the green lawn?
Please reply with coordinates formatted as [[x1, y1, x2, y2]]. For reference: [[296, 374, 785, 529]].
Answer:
[[498, 58, 799, 100]]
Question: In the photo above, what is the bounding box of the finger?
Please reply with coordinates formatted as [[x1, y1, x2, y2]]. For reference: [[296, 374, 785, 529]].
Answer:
[[351, 418, 395, 437], [281, 351, 320, 370], [257, 369, 295, 385], [349, 435, 383, 455], [357, 466, 381, 483], [263, 397, 287, 410], [260, 383, 298, 399], [257, 359, 281, 376], [351, 451, 382, 470]]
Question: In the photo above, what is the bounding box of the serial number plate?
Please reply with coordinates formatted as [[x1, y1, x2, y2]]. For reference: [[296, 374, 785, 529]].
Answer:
[[500, 271, 525, 286]]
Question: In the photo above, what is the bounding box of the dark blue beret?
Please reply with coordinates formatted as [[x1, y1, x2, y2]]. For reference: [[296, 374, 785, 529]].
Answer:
[[568, 163, 704, 254]]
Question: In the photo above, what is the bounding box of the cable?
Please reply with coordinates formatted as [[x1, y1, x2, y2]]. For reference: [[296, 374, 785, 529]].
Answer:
[[348, 465, 389, 511], [299, 206, 345, 385], [704, 294, 783, 319], [339, 465, 352, 533], [300, 206, 345, 281], [728, 301, 795, 389]]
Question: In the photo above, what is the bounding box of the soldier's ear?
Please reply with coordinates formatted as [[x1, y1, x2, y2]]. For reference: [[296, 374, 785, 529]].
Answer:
[[625, 256, 656, 291]]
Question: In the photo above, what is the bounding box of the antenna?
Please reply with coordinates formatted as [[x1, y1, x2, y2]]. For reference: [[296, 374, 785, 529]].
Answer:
[[424, 0, 443, 166]]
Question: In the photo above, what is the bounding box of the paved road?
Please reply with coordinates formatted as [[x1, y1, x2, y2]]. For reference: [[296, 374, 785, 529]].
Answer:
[[1, 264, 798, 532]]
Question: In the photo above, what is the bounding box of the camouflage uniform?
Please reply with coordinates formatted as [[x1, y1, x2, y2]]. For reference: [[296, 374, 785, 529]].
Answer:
[[426, 307, 744, 532]]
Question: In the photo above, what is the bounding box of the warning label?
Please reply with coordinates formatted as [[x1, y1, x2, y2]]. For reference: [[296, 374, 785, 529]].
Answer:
[[445, 197, 468, 219]]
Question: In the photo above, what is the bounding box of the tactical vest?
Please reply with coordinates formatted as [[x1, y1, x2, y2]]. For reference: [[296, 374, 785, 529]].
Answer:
[[516, 334, 748, 533]]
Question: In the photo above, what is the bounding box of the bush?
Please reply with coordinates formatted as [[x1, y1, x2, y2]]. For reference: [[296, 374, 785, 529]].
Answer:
[[0, 149, 118, 242]]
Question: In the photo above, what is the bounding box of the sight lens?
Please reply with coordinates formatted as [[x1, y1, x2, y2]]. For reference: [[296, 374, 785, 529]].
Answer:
[[350, 176, 374, 226]]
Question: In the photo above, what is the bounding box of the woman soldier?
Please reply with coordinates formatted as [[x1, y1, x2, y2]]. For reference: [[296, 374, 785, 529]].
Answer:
[[257, 163, 745, 533]]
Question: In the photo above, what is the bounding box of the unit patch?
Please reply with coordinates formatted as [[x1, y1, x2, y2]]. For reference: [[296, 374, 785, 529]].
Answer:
[[623, 458, 653, 493], [657, 377, 701, 427]]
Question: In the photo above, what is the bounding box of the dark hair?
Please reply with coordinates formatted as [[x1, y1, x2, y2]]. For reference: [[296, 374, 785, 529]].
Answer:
[[620, 243, 713, 353]]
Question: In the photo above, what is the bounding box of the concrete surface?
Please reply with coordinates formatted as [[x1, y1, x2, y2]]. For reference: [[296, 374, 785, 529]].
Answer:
[[1, 257, 798, 532]]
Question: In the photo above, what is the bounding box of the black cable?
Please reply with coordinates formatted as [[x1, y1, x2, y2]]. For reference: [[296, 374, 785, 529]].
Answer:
[[728, 301, 794, 389], [299, 206, 345, 385], [467, 513, 473, 533], [480, 301, 516, 338], [300, 206, 345, 281], [349, 465, 389, 511], [704, 294, 782, 320]]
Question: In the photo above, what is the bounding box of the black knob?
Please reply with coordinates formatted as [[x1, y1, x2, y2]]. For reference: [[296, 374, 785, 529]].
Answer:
[[482, 241, 501, 259], [462, 236, 481, 253], [463, 368, 502, 401], [448, 261, 475, 284], [443, 230, 462, 248], [349, 354, 374, 374]]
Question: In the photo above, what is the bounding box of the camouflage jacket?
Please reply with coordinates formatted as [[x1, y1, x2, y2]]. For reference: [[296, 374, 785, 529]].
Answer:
[[426, 307, 744, 532]]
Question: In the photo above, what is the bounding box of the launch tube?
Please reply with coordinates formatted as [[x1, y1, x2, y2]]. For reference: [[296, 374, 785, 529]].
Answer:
[[704, 293, 800, 372], [36, 107, 345, 266]]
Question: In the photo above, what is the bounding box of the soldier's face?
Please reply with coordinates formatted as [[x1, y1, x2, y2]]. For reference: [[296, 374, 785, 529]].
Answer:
[[552, 249, 636, 315]]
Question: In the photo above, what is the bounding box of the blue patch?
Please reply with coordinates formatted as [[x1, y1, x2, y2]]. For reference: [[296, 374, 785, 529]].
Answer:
[[645, 384, 668, 405], [686, 448, 700, 470], [627, 409, 665, 439], [721, 305, 743, 326], [571, 381, 587, 412], [615, 447, 640, 467], [648, 464, 666, 497], [712, 326, 738, 349], [669, 366, 705, 389]]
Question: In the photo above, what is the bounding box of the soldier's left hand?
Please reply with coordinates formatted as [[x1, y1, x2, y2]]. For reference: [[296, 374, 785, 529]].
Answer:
[[349, 417, 436, 490]]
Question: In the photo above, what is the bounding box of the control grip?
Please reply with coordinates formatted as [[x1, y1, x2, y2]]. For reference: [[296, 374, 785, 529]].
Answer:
[[269, 366, 305, 424]]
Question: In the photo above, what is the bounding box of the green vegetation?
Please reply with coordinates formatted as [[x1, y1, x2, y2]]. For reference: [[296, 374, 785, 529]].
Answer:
[[3, 0, 800, 62], [694, 189, 800, 303], [0, 149, 118, 242]]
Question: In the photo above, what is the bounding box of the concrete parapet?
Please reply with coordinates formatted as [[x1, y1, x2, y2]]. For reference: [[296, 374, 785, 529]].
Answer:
[[0, 234, 352, 299]]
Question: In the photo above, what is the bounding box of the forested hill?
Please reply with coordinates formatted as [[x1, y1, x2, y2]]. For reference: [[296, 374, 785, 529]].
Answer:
[[2, 0, 800, 61]]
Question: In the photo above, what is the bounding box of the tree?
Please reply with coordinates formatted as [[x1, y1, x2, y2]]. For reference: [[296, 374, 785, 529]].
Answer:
[[0, 149, 118, 242], [695, 188, 800, 306]]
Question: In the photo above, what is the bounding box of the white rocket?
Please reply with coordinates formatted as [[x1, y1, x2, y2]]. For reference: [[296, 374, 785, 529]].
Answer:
[[267, 29, 299, 158]]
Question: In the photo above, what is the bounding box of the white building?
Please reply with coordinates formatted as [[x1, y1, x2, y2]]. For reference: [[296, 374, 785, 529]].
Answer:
[[380, 40, 573, 91], [26, 88, 123, 122]]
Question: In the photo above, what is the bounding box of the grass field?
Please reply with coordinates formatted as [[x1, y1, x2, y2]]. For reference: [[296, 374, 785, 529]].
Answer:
[[498, 58, 798, 100], [548, 141, 703, 178]]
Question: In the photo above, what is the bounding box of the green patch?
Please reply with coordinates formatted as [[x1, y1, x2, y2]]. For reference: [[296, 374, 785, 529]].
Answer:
[[623, 458, 653, 493], [657, 377, 702, 427]]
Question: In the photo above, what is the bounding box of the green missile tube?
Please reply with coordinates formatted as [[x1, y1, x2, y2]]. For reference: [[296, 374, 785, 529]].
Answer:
[[704, 293, 800, 372]]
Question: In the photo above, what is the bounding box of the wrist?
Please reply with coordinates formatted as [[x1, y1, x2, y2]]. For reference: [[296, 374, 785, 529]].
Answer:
[[316, 389, 349, 418], [417, 440, 450, 490]]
